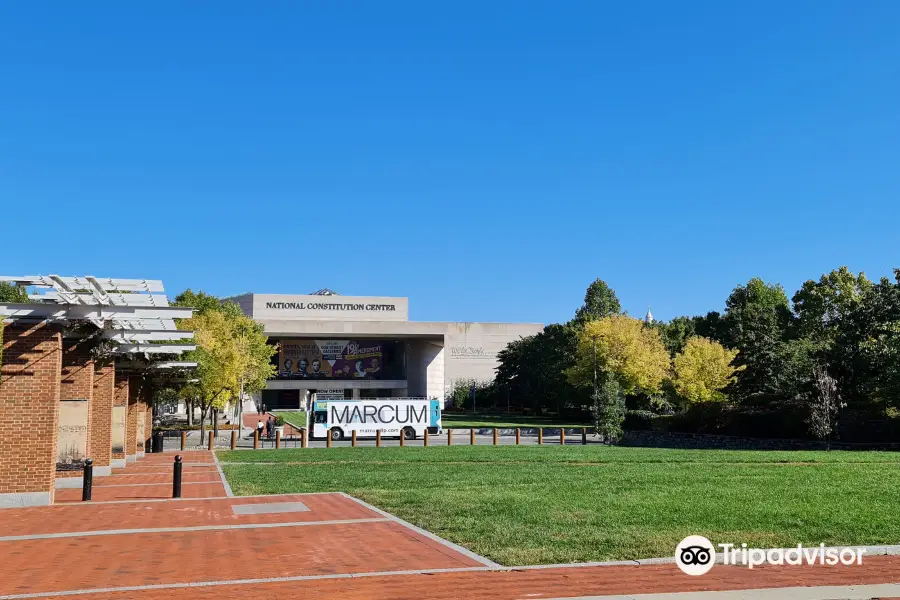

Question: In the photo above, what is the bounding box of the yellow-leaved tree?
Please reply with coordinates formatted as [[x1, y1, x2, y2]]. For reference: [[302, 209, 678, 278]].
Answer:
[[176, 296, 276, 438], [568, 315, 671, 395], [672, 336, 743, 404]]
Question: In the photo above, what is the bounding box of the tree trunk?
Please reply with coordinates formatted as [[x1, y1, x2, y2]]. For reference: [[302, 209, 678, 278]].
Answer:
[[199, 405, 208, 441], [213, 408, 219, 437], [186, 401, 193, 426]]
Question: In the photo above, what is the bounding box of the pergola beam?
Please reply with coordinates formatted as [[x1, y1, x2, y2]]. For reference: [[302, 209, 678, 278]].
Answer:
[[101, 330, 194, 342], [112, 343, 197, 355], [0, 303, 192, 321]]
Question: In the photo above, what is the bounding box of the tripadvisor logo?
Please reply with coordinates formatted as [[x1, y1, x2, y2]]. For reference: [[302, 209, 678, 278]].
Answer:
[[675, 536, 868, 575], [675, 535, 715, 576]]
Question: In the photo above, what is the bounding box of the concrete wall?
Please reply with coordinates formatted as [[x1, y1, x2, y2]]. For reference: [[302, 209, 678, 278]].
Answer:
[[234, 294, 409, 323], [442, 322, 543, 396]]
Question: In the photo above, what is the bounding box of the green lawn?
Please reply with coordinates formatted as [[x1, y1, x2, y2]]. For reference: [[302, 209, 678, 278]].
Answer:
[[218, 446, 900, 566], [272, 411, 306, 428], [442, 413, 588, 428]]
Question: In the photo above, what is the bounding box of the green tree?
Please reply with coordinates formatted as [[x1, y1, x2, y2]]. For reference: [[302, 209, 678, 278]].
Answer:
[[672, 336, 743, 404], [591, 378, 626, 443], [721, 278, 795, 400], [793, 267, 872, 346], [0, 282, 29, 303], [495, 323, 582, 415], [574, 278, 622, 324], [652, 316, 697, 356]]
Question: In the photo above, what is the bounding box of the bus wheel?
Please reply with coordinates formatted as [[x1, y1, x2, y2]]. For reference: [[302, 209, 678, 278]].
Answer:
[[402, 427, 416, 441], [330, 428, 344, 441]]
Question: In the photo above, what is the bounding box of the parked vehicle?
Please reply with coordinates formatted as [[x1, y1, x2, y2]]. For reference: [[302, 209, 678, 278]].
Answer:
[[310, 398, 442, 441]]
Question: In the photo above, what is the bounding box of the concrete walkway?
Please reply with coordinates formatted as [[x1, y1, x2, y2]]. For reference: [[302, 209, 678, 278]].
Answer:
[[0, 451, 897, 599]]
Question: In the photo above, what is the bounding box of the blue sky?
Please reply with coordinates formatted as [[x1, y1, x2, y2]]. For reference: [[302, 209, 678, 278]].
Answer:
[[1, 2, 898, 325]]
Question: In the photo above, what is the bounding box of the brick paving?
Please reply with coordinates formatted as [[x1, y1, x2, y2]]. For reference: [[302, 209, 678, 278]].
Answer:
[[0, 450, 898, 599]]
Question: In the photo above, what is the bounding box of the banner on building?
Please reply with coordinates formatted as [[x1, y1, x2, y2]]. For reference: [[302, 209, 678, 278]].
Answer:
[[279, 340, 383, 379]]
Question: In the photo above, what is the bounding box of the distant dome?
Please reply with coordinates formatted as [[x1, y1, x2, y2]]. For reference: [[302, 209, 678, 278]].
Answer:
[[310, 288, 340, 296], [644, 306, 654, 324]]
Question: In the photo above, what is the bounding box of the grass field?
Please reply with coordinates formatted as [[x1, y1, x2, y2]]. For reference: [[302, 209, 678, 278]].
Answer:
[[219, 445, 900, 565], [272, 411, 306, 428], [442, 413, 589, 428]]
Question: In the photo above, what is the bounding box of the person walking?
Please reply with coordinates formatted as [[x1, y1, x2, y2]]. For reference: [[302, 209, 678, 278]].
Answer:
[[265, 416, 272, 439], [256, 419, 264, 442]]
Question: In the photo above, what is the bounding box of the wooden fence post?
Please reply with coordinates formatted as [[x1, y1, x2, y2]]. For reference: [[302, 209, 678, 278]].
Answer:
[[493, 428, 498, 445], [275, 429, 281, 449], [515, 428, 521, 445], [447, 429, 452, 446], [560, 428, 566, 446], [376, 430, 381, 447], [326, 429, 332, 448], [180, 431, 186, 451], [253, 430, 259, 449], [400, 431, 406, 447], [230, 430, 236, 450], [424, 429, 429, 447], [208, 431, 214, 451], [352, 430, 357, 448], [301, 428, 307, 449], [582, 427, 587, 445], [538, 428, 543, 445], [470, 429, 476, 445]]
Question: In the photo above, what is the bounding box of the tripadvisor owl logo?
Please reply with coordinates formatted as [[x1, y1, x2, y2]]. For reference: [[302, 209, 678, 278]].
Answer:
[[675, 535, 715, 576]]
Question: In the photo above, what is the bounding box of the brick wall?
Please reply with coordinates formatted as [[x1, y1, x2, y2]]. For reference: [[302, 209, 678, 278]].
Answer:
[[113, 373, 129, 460], [0, 323, 62, 499], [144, 400, 153, 453], [126, 376, 139, 457], [91, 362, 115, 468]]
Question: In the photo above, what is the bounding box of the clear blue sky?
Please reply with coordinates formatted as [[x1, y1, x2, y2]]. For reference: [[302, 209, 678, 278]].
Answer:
[[2, 2, 898, 325]]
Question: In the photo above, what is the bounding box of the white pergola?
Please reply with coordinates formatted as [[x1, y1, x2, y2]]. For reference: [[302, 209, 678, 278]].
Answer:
[[0, 275, 196, 362]]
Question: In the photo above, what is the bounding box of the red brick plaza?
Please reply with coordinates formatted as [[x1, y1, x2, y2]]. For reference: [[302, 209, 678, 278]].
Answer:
[[0, 449, 897, 599]]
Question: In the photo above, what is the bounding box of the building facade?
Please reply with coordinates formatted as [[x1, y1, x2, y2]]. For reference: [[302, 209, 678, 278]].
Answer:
[[227, 292, 543, 410]]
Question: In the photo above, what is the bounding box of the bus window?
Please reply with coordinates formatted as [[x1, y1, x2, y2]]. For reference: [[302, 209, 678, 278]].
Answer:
[[314, 411, 327, 424]]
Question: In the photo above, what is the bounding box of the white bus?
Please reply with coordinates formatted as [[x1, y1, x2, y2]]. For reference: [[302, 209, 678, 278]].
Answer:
[[310, 398, 442, 441]]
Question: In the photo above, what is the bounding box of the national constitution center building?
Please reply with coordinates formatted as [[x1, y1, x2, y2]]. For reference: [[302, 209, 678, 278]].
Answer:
[[227, 291, 543, 408]]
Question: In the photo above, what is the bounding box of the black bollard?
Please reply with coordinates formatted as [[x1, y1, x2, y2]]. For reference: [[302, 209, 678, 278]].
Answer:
[[173, 455, 183, 498], [82, 458, 93, 502]]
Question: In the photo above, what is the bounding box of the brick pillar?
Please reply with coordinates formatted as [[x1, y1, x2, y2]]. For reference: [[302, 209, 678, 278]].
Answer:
[[0, 323, 62, 507], [139, 381, 152, 455], [114, 373, 130, 466], [144, 400, 153, 454], [56, 341, 94, 486], [126, 376, 140, 462], [90, 362, 115, 475]]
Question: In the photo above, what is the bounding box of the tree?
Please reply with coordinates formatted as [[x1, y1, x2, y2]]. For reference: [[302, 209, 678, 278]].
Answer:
[[807, 365, 844, 449], [721, 278, 795, 400], [175, 294, 276, 438], [0, 282, 29, 303], [793, 266, 872, 347], [652, 316, 697, 356], [672, 336, 743, 404], [592, 378, 626, 443], [574, 279, 621, 324], [495, 323, 582, 415], [569, 315, 671, 396]]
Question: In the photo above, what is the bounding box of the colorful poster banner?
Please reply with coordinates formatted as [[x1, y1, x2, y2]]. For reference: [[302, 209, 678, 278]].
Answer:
[[279, 340, 383, 379]]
